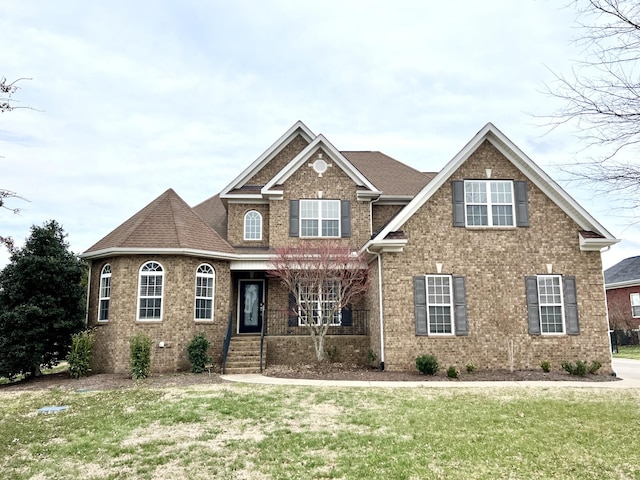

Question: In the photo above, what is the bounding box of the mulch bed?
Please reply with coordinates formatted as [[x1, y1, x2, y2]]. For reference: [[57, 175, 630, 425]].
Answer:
[[0, 363, 617, 392]]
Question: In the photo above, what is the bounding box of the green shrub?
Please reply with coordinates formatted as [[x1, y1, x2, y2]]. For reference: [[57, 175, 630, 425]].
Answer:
[[67, 329, 95, 379], [465, 363, 475, 374], [447, 366, 459, 378], [561, 360, 588, 377], [130, 333, 152, 380], [588, 360, 602, 374], [187, 333, 211, 373], [326, 345, 339, 363], [416, 354, 439, 375], [367, 349, 378, 366], [540, 360, 551, 373]]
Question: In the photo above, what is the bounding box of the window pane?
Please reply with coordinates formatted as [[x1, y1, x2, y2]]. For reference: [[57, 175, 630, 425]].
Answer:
[[633, 305, 640, 317], [322, 201, 340, 219], [429, 306, 452, 334], [322, 219, 339, 237], [538, 277, 562, 304], [540, 306, 563, 333], [300, 201, 318, 218], [490, 181, 513, 203], [466, 205, 488, 226], [492, 205, 513, 226], [301, 219, 318, 237], [99, 299, 109, 321], [465, 182, 487, 203]]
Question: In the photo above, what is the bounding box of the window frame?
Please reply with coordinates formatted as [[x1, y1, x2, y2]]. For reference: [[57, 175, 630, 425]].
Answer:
[[464, 180, 515, 227], [537, 274, 565, 334], [425, 275, 455, 335], [194, 263, 215, 322], [631, 293, 640, 318], [299, 199, 341, 238], [98, 264, 111, 322], [137, 261, 164, 322], [243, 210, 262, 241], [297, 280, 342, 326]]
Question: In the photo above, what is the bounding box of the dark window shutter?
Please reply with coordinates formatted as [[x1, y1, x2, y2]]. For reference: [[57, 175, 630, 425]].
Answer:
[[341, 200, 351, 238], [563, 276, 580, 335], [525, 276, 541, 335], [340, 305, 352, 326], [289, 200, 299, 237], [452, 276, 468, 336], [288, 292, 298, 327], [414, 276, 428, 335], [515, 181, 529, 227], [452, 181, 465, 227]]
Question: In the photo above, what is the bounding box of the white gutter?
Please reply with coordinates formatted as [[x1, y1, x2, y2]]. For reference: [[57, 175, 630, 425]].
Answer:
[[366, 246, 385, 370]]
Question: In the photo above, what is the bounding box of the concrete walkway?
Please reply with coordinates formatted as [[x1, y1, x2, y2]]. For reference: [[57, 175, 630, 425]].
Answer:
[[221, 358, 640, 389]]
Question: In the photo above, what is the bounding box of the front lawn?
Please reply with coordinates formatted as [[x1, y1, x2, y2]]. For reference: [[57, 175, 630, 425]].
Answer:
[[613, 345, 640, 360], [1, 384, 638, 479]]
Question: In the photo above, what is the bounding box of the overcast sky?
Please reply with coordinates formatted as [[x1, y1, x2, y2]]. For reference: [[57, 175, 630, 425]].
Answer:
[[2, 1, 639, 270]]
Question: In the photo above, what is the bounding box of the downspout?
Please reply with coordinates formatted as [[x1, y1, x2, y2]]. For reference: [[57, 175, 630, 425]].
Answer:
[[366, 247, 385, 371], [84, 262, 91, 327]]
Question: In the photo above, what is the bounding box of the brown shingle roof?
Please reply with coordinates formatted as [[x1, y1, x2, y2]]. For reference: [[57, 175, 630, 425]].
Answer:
[[84, 189, 234, 254], [192, 193, 228, 240], [342, 151, 435, 196]]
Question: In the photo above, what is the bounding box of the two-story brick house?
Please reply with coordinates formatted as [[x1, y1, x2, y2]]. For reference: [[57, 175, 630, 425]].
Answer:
[[604, 256, 640, 345], [81, 121, 618, 374]]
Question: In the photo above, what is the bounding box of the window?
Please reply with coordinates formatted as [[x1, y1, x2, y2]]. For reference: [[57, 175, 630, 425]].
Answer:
[[537, 275, 565, 334], [195, 264, 215, 321], [413, 275, 468, 336], [137, 261, 163, 321], [298, 280, 342, 326], [98, 264, 111, 322], [631, 293, 640, 318], [426, 275, 454, 334], [244, 210, 262, 241], [464, 180, 514, 227], [300, 200, 340, 237]]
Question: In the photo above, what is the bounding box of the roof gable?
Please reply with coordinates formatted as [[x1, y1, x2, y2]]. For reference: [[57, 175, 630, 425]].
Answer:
[[83, 189, 234, 258], [220, 121, 315, 198], [605, 255, 640, 287], [262, 134, 382, 200], [368, 122, 618, 251]]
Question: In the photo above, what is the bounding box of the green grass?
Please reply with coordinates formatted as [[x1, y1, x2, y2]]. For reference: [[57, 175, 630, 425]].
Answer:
[[613, 345, 640, 360], [1, 384, 639, 479]]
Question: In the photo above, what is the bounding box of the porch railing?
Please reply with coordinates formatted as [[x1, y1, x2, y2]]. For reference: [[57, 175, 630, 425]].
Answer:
[[264, 310, 369, 336]]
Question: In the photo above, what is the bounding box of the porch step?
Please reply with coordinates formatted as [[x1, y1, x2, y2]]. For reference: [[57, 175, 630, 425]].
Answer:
[[224, 337, 265, 374]]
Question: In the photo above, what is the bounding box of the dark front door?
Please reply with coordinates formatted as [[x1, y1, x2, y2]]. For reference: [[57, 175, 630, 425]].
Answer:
[[238, 280, 264, 334]]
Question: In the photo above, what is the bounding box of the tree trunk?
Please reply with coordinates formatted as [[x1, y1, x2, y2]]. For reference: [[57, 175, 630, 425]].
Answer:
[[313, 333, 326, 363], [506, 338, 515, 373]]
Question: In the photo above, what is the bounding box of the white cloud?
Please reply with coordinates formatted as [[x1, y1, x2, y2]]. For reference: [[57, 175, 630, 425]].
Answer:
[[1, 0, 638, 270]]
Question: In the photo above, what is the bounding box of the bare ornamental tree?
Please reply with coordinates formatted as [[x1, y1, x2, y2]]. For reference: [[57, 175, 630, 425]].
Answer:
[[544, 0, 640, 208], [268, 243, 371, 363]]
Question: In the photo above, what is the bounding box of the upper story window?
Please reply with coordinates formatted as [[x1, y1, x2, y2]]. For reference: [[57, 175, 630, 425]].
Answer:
[[244, 210, 262, 241], [195, 263, 215, 321], [300, 199, 340, 237], [98, 264, 111, 322], [631, 293, 640, 318], [465, 180, 514, 227], [138, 261, 163, 321]]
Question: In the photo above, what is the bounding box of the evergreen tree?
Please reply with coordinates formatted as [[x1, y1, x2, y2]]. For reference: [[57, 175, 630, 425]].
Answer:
[[0, 220, 86, 378]]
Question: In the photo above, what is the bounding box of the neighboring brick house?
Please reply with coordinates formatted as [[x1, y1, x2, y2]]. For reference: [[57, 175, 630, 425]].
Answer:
[[604, 256, 640, 344], [81, 121, 619, 374]]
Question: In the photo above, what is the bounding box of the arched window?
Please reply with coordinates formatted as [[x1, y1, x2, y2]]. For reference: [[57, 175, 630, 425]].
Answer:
[[137, 261, 164, 321], [195, 263, 215, 321], [98, 264, 111, 322], [244, 210, 262, 241]]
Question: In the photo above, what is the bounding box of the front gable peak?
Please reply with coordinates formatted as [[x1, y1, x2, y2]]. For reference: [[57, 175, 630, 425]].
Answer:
[[262, 134, 382, 201], [220, 121, 315, 199]]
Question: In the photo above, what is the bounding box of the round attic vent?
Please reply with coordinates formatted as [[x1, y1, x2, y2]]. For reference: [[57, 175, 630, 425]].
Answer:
[[312, 158, 328, 174]]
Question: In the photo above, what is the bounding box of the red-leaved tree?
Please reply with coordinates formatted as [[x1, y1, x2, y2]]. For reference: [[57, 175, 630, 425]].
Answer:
[[268, 243, 371, 362]]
